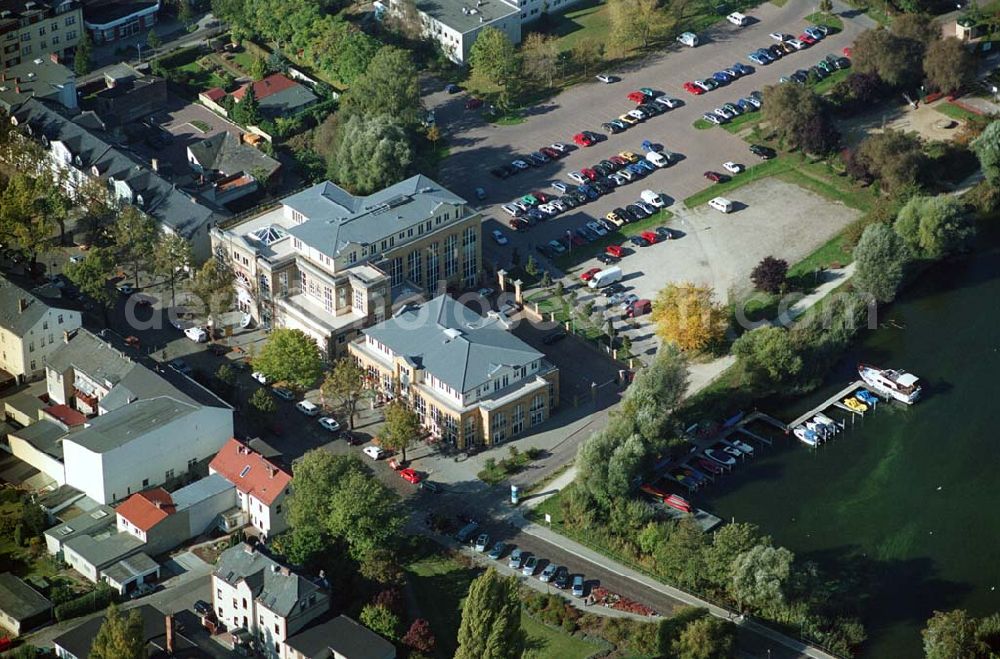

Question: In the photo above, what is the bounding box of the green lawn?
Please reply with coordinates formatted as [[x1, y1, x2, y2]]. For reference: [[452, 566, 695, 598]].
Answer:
[[811, 68, 850, 96], [537, 0, 611, 53], [804, 11, 844, 32], [407, 552, 601, 659], [522, 613, 603, 658], [934, 102, 982, 123], [693, 118, 713, 130]]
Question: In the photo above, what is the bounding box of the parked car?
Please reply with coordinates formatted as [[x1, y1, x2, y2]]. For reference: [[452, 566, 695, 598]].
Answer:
[[553, 567, 570, 589], [456, 522, 479, 543], [475, 533, 490, 552], [488, 541, 506, 559], [572, 575, 586, 597], [704, 170, 726, 182], [273, 387, 295, 401], [508, 548, 525, 569], [723, 161, 742, 174], [169, 359, 192, 376], [318, 417, 341, 432], [363, 445, 385, 460], [399, 468, 422, 484], [420, 480, 441, 493], [749, 144, 776, 160], [491, 229, 509, 245], [295, 400, 319, 417], [540, 563, 558, 582], [522, 556, 539, 576], [596, 73, 617, 83], [580, 267, 602, 282], [184, 326, 208, 343]]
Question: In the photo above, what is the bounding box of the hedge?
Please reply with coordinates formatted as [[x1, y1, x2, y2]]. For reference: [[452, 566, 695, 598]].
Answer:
[[54, 585, 118, 621]]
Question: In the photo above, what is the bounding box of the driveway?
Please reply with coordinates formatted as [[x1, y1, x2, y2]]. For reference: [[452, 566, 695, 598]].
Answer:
[[425, 2, 872, 274]]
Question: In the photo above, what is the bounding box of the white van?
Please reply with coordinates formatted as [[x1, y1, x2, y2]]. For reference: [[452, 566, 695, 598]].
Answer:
[[641, 189, 666, 208], [646, 151, 668, 168], [587, 266, 623, 289], [677, 32, 699, 47], [184, 326, 208, 343], [727, 12, 748, 26], [295, 400, 319, 417], [709, 197, 734, 213]]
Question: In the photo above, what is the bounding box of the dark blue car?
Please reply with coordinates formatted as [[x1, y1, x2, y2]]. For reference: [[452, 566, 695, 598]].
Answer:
[[627, 163, 646, 177], [579, 185, 599, 200], [733, 62, 753, 76], [712, 71, 732, 83]]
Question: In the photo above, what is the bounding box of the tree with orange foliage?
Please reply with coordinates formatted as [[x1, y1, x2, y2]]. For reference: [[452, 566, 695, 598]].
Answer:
[[651, 282, 728, 352]]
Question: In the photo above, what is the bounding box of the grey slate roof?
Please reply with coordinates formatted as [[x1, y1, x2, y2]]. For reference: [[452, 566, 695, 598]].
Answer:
[[285, 175, 466, 259], [215, 544, 322, 618], [170, 473, 234, 510], [45, 329, 134, 389], [0, 57, 75, 111], [0, 572, 52, 622], [101, 552, 158, 584], [12, 99, 222, 239], [52, 603, 212, 659], [44, 505, 116, 546], [188, 131, 281, 178], [363, 295, 541, 394], [284, 615, 396, 659], [0, 277, 66, 335], [66, 396, 198, 454], [13, 419, 67, 459]]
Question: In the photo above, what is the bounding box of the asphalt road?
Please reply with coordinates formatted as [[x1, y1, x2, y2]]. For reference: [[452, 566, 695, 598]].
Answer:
[[424, 1, 875, 277]]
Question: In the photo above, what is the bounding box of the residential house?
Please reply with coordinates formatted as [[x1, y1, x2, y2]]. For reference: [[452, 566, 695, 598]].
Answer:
[[209, 438, 290, 539], [187, 131, 282, 205], [209, 175, 481, 356], [0, 277, 82, 383], [0, 56, 77, 112], [8, 98, 225, 260], [283, 615, 395, 659], [212, 543, 330, 659], [230, 73, 317, 119], [81, 0, 159, 44], [0, 572, 52, 636], [85, 62, 167, 129], [53, 604, 217, 658], [349, 294, 559, 449], [0, 0, 83, 71], [10, 328, 233, 504]]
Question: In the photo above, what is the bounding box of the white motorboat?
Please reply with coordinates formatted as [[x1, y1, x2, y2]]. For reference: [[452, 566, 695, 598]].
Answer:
[[794, 426, 819, 447], [813, 415, 837, 434], [805, 420, 828, 440], [705, 448, 736, 465], [858, 363, 922, 404], [814, 412, 837, 427], [729, 438, 754, 454]]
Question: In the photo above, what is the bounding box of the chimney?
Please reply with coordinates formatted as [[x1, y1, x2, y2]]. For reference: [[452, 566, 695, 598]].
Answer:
[[279, 566, 290, 576], [154, 500, 163, 509], [63, 330, 70, 343], [17, 298, 28, 313], [49, 52, 58, 64], [165, 615, 174, 653], [14, 85, 20, 94], [150, 158, 159, 172]]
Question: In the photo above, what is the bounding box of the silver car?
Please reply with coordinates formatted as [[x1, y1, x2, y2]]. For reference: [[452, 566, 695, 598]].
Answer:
[[539, 563, 558, 582], [508, 548, 524, 570], [522, 556, 538, 576]]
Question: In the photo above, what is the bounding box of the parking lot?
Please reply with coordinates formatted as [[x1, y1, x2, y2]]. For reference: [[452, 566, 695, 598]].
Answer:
[[425, 2, 873, 274]]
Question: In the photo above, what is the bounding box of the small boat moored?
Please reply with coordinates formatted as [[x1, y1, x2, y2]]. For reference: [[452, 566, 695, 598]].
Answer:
[[793, 426, 819, 447]]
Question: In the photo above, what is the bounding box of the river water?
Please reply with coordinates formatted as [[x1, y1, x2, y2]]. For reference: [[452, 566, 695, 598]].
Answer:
[[703, 236, 1000, 657]]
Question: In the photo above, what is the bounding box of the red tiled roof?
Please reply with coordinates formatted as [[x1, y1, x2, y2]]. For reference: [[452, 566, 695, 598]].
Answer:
[[231, 74, 298, 102], [44, 404, 87, 427], [210, 438, 290, 505], [116, 488, 175, 532], [203, 87, 226, 102]]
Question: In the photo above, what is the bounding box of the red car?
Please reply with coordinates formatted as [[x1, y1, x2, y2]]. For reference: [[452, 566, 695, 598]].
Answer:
[[704, 171, 725, 182], [798, 33, 816, 45], [399, 468, 422, 484], [540, 146, 561, 159], [640, 231, 659, 244], [465, 97, 484, 110], [609, 155, 629, 167], [843, 46, 852, 58], [627, 91, 649, 104], [533, 191, 552, 203], [606, 244, 624, 258], [581, 168, 598, 181], [683, 81, 705, 95], [580, 267, 602, 282], [573, 132, 594, 147], [508, 217, 528, 231]]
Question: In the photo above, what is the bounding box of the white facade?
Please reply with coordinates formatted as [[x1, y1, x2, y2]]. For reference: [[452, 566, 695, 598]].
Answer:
[[0, 307, 81, 382], [62, 405, 233, 504], [8, 434, 66, 485], [241, 488, 287, 538]]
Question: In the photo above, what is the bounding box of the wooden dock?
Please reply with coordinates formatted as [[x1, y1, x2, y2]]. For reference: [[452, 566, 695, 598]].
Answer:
[[788, 380, 868, 429], [660, 504, 723, 532]]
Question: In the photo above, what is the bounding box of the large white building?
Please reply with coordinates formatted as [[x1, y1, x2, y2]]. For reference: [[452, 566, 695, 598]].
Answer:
[[9, 329, 234, 504], [0, 277, 81, 384], [384, 0, 582, 63], [212, 543, 330, 659]]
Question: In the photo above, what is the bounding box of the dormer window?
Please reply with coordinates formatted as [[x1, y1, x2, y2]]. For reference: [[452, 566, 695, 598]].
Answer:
[[73, 155, 81, 167], [135, 194, 144, 207], [91, 165, 100, 177]]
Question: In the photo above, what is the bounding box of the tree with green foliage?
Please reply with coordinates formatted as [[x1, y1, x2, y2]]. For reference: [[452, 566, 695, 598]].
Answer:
[[249, 54, 268, 80], [91, 604, 145, 659], [74, 177, 117, 246], [656, 517, 707, 592], [468, 27, 519, 109], [571, 37, 603, 77], [521, 33, 559, 88], [922, 609, 984, 659], [923, 37, 974, 93], [620, 345, 688, 442], [762, 83, 839, 154], [853, 223, 911, 303], [972, 120, 1000, 184], [0, 173, 58, 265], [65, 248, 114, 324], [524, 254, 539, 276], [852, 27, 924, 88], [325, 469, 405, 560], [75, 31, 92, 76], [540, 271, 552, 288], [455, 569, 525, 659], [232, 83, 261, 126], [178, 0, 194, 26], [253, 328, 323, 389], [112, 205, 157, 288], [380, 400, 421, 462], [153, 232, 193, 307], [342, 47, 422, 126], [732, 326, 803, 385], [188, 258, 236, 332], [146, 29, 161, 53], [329, 114, 412, 195], [320, 359, 368, 429], [359, 603, 401, 641], [702, 522, 771, 590], [249, 388, 277, 419], [672, 615, 738, 659], [607, 0, 671, 53], [852, 129, 929, 194], [894, 194, 975, 259], [729, 544, 794, 614]]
